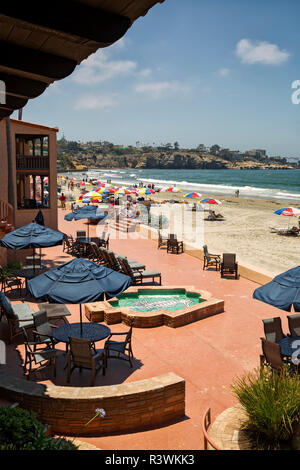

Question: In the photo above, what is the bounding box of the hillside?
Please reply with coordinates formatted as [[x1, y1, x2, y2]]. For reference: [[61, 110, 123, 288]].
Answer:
[[57, 139, 299, 171]]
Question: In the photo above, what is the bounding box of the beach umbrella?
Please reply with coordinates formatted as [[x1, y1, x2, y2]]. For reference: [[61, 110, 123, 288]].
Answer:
[[184, 192, 202, 198], [27, 257, 132, 336], [166, 187, 182, 193], [201, 198, 222, 205], [0, 222, 64, 273], [138, 188, 155, 195], [274, 207, 300, 217], [64, 205, 108, 238], [115, 188, 131, 196], [253, 266, 300, 312]]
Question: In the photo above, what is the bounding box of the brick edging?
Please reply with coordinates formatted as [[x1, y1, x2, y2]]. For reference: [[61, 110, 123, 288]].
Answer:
[[0, 372, 185, 436]]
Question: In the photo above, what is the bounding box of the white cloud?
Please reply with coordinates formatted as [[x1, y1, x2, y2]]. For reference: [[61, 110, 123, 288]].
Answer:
[[236, 39, 290, 65], [218, 68, 230, 77], [138, 68, 152, 77], [73, 49, 137, 84], [135, 81, 190, 99], [74, 94, 118, 110]]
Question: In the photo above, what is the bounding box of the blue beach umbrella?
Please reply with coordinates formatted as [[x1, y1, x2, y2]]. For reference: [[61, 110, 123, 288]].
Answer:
[[64, 205, 108, 238], [0, 222, 64, 273], [253, 266, 300, 312], [28, 257, 132, 335]]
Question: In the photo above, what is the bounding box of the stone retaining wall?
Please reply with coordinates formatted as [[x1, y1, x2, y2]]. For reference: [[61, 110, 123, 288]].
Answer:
[[0, 372, 185, 436]]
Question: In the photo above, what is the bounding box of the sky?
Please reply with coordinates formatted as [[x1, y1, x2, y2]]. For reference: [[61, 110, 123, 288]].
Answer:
[[12, 0, 300, 159]]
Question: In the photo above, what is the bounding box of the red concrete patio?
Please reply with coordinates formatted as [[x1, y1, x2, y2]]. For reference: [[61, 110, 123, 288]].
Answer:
[[0, 209, 287, 450]]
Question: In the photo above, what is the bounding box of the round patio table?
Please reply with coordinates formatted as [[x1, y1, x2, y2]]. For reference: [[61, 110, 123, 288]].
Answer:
[[53, 322, 111, 344]]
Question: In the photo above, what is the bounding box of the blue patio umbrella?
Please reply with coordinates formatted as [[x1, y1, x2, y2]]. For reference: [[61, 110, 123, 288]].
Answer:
[[27, 257, 132, 335], [253, 266, 300, 312], [0, 222, 64, 273], [64, 205, 108, 238]]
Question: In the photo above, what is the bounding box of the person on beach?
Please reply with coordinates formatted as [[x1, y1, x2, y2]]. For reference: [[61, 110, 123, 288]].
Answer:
[[60, 193, 66, 209]]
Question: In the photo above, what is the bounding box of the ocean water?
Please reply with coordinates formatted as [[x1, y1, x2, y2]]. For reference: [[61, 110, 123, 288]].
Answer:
[[60, 168, 300, 202]]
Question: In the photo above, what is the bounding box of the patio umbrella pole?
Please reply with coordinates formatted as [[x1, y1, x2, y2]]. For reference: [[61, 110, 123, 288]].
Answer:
[[80, 304, 83, 337]]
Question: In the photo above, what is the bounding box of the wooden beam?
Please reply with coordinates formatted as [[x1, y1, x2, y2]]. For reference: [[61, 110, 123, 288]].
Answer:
[[0, 1, 131, 44], [0, 41, 77, 80], [0, 72, 47, 98]]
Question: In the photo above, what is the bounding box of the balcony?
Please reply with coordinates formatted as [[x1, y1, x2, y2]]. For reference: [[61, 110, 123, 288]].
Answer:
[[16, 155, 49, 171]]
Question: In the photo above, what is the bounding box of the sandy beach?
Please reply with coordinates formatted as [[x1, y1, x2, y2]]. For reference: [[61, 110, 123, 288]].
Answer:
[[58, 179, 300, 276]]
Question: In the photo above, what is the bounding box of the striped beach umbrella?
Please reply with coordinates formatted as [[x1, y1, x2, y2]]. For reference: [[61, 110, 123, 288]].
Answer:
[[116, 188, 132, 196], [166, 187, 182, 193], [138, 188, 155, 195], [201, 198, 222, 205], [274, 207, 300, 217], [184, 192, 202, 198]]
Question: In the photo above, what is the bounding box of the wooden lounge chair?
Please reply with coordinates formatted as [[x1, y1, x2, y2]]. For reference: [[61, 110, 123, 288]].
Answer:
[[89, 242, 107, 264], [262, 317, 286, 342], [203, 245, 221, 271], [220, 253, 238, 279], [287, 314, 300, 337], [67, 336, 105, 386], [0, 292, 34, 343], [106, 250, 145, 273], [104, 317, 135, 367], [117, 257, 161, 285], [157, 230, 168, 249], [22, 327, 57, 380]]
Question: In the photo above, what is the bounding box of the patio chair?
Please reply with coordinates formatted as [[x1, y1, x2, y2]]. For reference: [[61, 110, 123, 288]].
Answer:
[[0, 292, 34, 343], [220, 253, 238, 279], [98, 247, 111, 267], [88, 242, 106, 265], [0, 265, 23, 297], [262, 317, 286, 342], [203, 245, 221, 271], [104, 317, 135, 367], [117, 257, 161, 285], [76, 230, 86, 239], [157, 230, 168, 249], [260, 337, 285, 373], [67, 336, 105, 386], [22, 327, 57, 380], [167, 235, 183, 254], [32, 309, 59, 349], [108, 251, 145, 273], [287, 314, 300, 337], [99, 232, 110, 249]]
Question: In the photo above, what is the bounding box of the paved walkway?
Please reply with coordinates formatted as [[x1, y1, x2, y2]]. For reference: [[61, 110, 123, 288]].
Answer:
[[0, 209, 283, 450]]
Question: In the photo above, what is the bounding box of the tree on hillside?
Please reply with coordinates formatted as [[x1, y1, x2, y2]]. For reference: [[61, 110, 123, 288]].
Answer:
[[174, 141, 180, 150], [210, 144, 221, 155]]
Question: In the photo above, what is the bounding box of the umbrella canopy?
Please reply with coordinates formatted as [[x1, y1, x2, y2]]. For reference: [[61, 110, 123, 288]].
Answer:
[[201, 198, 222, 204], [34, 210, 45, 226], [184, 192, 202, 198], [253, 266, 300, 312], [0, 222, 63, 250], [64, 205, 107, 222], [166, 187, 182, 193], [138, 188, 155, 195], [27, 257, 132, 304], [274, 207, 300, 217]]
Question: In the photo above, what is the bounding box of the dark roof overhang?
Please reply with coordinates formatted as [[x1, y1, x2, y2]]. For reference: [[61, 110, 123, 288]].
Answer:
[[0, 0, 164, 119]]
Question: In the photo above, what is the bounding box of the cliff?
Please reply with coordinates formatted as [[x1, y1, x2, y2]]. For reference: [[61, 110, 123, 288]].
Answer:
[[57, 150, 296, 171]]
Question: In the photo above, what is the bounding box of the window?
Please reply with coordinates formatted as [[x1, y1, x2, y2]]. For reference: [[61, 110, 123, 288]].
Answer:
[[16, 135, 49, 170], [17, 174, 50, 209]]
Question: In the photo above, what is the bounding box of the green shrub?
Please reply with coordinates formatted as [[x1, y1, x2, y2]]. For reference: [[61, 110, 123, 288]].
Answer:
[[0, 407, 78, 450], [232, 365, 300, 446]]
